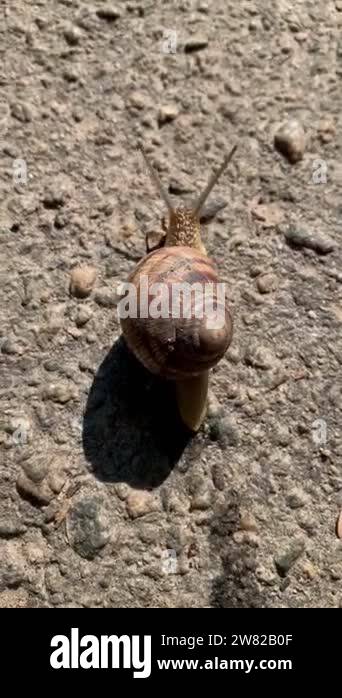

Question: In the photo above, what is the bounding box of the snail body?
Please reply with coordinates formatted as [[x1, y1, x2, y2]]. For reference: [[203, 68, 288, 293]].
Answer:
[[119, 144, 237, 432]]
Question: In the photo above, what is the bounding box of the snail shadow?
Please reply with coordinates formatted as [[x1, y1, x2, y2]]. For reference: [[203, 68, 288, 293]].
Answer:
[[82, 336, 193, 489], [209, 494, 269, 609]]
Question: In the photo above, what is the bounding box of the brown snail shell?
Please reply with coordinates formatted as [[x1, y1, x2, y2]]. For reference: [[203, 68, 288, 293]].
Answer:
[[119, 245, 233, 380]]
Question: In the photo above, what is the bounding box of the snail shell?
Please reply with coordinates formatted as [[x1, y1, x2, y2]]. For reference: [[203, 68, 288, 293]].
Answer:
[[119, 245, 233, 380]]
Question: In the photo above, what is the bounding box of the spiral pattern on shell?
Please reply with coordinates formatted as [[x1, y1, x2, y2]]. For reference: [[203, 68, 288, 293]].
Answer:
[[119, 246, 233, 380]]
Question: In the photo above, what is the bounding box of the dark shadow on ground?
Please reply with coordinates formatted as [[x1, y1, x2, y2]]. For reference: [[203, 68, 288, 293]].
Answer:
[[209, 491, 269, 608], [82, 336, 193, 489]]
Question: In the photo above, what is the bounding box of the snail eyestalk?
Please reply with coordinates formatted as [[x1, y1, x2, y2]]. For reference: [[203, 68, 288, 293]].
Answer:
[[139, 145, 174, 214], [193, 143, 238, 216]]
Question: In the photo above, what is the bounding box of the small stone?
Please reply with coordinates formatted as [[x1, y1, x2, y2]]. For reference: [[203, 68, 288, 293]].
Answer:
[[45, 567, 63, 594], [54, 211, 69, 229], [318, 118, 335, 144], [286, 487, 309, 509], [25, 542, 46, 565], [68, 327, 82, 339], [162, 491, 188, 515], [63, 67, 79, 83], [239, 512, 258, 532], [47, 471, 66, 494], [143, 563, 164, 580], [209, 416, 240, 448], [10, 101, 33, 122], [158, 105, 179, 126], [75, 307, 92, 327], [190, 490, 212, 511], [128, 91, 146, 110], [274, 119, 306, 163], [44, 360, 60, 372], [99, 573, 111, 589], [66, 496, 110, 559], [94, 287, 118, 308], [43, 186, 66, 209], [63, 24, 82, 45], [79, 359, 95, 373], [194, 511, 211, 527], [249, 265, 263, 278], [212, 463, 225, 491], [0, 102, 9, 136], [199, 198, 228, 223], [301, 561, 317, 579], [256, 565, 277, 585], [0, 518, 26, 537], [273, 424, 291, 446], [126, 490, 161, 519], [137, 524, 159, 545], [330, 564, 342, 581], [226, 347, 240, 363], [44, 306, 64, 334], [242, 289, 264, 307], [328, 384, 342, 407], [0, 548, 26, 588], [184, 35, 208, 52], [96, 5, 122, 21], [16, 473, 53, 505], [245, 342, 276, 370], [295, 32, 308, 42], [1, 338, 20, 355], [51, 593, 65, 606], [250, 202, 284, 229], [70, 265, 97, 298], [284, 227, 335, 255], [72, 106, 84, 122], [111, 95, 124, 111], [22, 456, 49, 483], [114, 483, 130, 500], [297, 512, 317, 537], [256, 273, 278, 294], [274, 540, 305, 577], [3, 143, 19, 157], [233, 531, 259, 547], [43, 383, 76, 404], [5, 415, 32, 440]]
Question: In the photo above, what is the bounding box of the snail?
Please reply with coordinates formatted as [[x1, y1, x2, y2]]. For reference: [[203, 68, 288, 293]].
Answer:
[[119, 143, 237, 432]]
